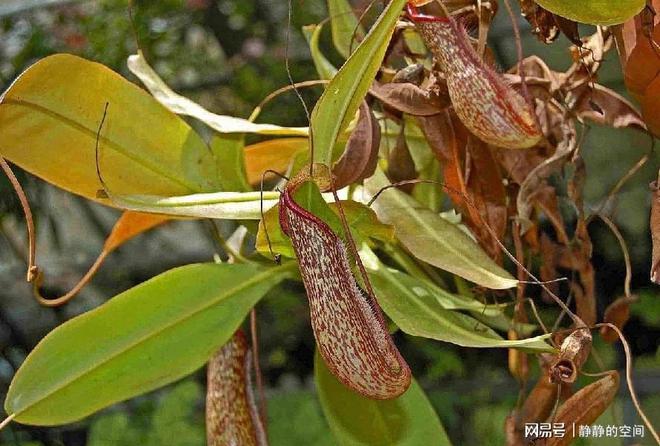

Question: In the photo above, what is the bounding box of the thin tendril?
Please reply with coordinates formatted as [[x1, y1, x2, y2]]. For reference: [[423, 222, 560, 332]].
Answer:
[[285, 0, 313, 176], [0, 157, 36, 282], [260, 169, 289, 264], [593, 323, 660, 443], [592, 214, 632, 298]]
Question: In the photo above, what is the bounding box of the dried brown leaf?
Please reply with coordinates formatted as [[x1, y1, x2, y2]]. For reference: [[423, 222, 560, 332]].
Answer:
[[387, 126, 418, 187], [542, 371, 620, 446], [600, 295, 637, 342], [572, 84, 647, 130], [641, 74, 660, 137], [649, 179, 660, 283], [370, 81, 448, 116], [332, 102, 380, 189]]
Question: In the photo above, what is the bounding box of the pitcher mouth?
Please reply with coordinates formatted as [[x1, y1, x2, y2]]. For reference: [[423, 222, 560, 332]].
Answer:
[[406, 2, 450, 23]]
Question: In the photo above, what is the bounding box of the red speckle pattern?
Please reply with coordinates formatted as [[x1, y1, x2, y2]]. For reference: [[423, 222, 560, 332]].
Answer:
[[280, 187, 411, 399], [206, 331, 267, 446], [413, 16, 542, 149]]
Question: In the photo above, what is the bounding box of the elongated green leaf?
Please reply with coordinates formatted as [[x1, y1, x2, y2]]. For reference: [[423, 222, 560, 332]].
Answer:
[[311, 0, 406, 167], [302, 24, 338, 80], [109, 190, 280, 220], [315, 352, 452, 446], [127, 52, 308, 136], [535, 0, 644, 25], [209, 134, 251, 192], [361, 247, 553, 352], [0, 54, 219, 203], [5, 263, 295, 425], [365, 169, 518, 290], [327, 0, 365, 59], [361, 248, 504, 316]]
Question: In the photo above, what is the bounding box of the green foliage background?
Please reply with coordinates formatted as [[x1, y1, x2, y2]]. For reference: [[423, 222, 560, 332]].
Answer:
[[0, 0, 657, 445]]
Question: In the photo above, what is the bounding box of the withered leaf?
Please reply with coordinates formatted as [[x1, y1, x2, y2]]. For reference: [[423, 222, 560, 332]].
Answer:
[[572, 83, 647, 130], [624, 23, 660, 99], [279, 180, 411, 399], [206, 330, 267, 446], [642, 74, 660, 137], [650, 179, 660, 283], [520, 0, 560, 44], [332, 102, 380, 190], [369, 81, 448, 116], [542, 371, 619, 446], [600, 295, 637, 342], [387, 126, 418, 187]]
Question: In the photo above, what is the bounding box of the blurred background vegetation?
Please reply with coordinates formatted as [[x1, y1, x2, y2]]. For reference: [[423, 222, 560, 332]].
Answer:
[[0, 0, 658, 445]]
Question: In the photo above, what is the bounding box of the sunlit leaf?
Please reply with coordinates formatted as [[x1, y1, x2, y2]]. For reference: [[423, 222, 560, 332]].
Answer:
[[244, 137, 308, 185], [4, 263, 295, 425], [361, 247, 553, 352], [0, 54, 219, 203], [326, 0, 365, 59], [109, 190, 280, 220], [302, 24, 338, 80], [127, 52, 308, 136], [311, 0, 406, 167], [365, 169, 518, 290], [104, 212, 170, 252], [209, 134, 251, 192], [534, 0, 644, 25], [315, 352, 452, 446]]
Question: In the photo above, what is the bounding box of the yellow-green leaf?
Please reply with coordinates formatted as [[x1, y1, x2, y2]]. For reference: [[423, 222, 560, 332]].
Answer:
[[127, 52, 308, 136], [361, 247, 553, 352], [327, 0, 365, 59], [311, 0, 406, 167], [5, 263, 294, 426], [535, 0, 644, 25], [109, 190, 280, 220], [0, 54, 219, 203], [365, 169, 518, 290], [302, 24, 338, 80]]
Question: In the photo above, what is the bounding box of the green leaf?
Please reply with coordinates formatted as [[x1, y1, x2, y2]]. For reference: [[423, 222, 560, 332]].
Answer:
[[361, 248, 505, 316], [0, 54, 219, 204], [302, 24, 338, 81], [209, 134, 251, 192], [315, 352, 452, 446], [127, 52, 308, 136], [534, 0, 644, 25], [268, 390, 333, 446], [326, 0, 365, 59], [4, 263, 295, 425], [361, 247, 553, 352], [256, 197, 395, 258], [311, 0, 406, 167], [108, 190, 280, 220], [365, 169, 518, 290]]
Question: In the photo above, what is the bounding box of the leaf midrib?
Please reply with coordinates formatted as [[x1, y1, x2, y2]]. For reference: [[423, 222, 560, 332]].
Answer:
[[11, 264, 294, 416], [1, 99, 202, 193]]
